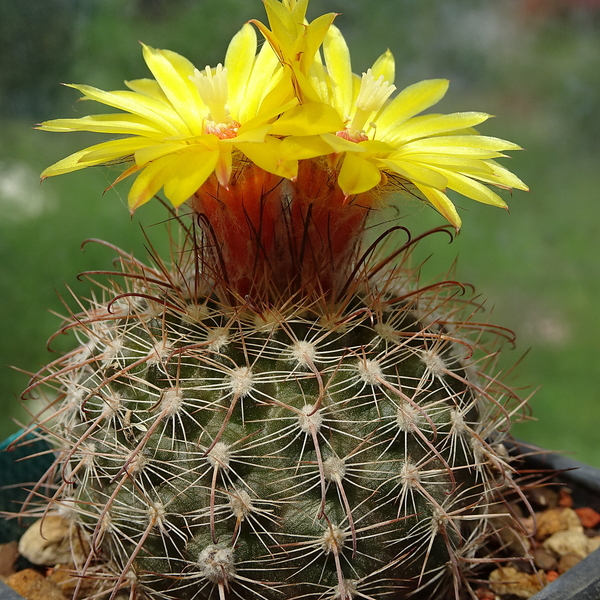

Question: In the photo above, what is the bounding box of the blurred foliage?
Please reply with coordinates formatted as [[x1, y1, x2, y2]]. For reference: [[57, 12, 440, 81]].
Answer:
[[0, 0, 599, 465], [0, 0, 85, 118]]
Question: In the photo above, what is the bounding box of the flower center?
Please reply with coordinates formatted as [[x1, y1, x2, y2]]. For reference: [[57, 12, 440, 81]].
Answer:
[[335, 128, 369, 143], [191, 63, 240, 139], [205, 120, 240, 139]]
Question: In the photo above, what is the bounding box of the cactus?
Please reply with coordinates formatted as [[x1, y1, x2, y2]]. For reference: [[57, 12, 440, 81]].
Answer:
[[21, 216, 529, 600], [17, 1, 531, 599]]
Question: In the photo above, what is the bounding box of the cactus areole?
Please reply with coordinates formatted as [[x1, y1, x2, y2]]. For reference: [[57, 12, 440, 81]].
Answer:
[[25, 1, 531, 599]]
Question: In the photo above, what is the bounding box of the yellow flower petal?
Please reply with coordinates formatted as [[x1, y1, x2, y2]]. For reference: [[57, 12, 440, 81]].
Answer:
[[227, 124, 271, 144], [402, 154, 496, 175], [253, 1, 297, 60], [376, 79, 449, 135], [225, 24, 258, 113], [279, 135, 335, 161], [308, 58, 331, 106], [269, 102, 345, 136], [444, 170, 508, 207], [235, 36, 281, 122], [301, 12, 337, 74], [338, 154, 383, 196], [237, 98, 298, 135], [124, 78, 169, 102], [134, 142, 189, 167], [357, 139, 396, 156], [162, 149, 220, 206], [236, 137, 297, 180], [39, 114, 164, 137], [323, 25, 353, 117], [41, 137, 156, 178], [288, 0, 310, 20], [253, 1, 336, 104], [40, 148, 101, 178], [128, 158, 172, 210], [371, 49, 395, 86], [141, 44, 204, 136], [83, 142, 161, 166], [385, 112, 491, 145], [380, 157, 449, 190], [251, 70, 297, 117], [478, 160, 529, 191], [110, 163, 141, 188], [129, 147, 219, 209], [414, 183, 462, 230], [289, 63, 324, 104], [393, 135, 521, 159], [66, 84, 184, 136], [319, 132, 368, 154], [40, 21, 317, 212]]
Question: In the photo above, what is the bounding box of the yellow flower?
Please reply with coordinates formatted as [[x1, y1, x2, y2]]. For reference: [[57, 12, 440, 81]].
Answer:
[[251, 0, 335, 100], [39, 24, 299, 211], [249, 0, 348, 135], [265, 19, 529, 229], [37, 0, 530, 299]]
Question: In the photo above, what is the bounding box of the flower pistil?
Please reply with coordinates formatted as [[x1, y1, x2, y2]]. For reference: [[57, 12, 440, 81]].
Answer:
[[190, 64, 241, 139]]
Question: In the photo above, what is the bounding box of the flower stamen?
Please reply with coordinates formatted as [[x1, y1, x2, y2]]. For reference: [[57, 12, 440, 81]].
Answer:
[[205, 120, 240, 139]]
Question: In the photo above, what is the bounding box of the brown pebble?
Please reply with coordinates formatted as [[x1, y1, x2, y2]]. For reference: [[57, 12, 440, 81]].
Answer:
[[558, 553, 582, 574], [475, 587, 495, 599], [47, 563, 100, 598], [18, 515, 87, 566], [535, 508, 581, 541], [5, 568, 68, 600], [489, 566, 547, 598], [533, 547, 558, 571], [544, 527, 590, 559], [0, 541, 19, 577], [48, 564, 81, 596], [557, 487, 573, 507], [575, 507, 600, 529]]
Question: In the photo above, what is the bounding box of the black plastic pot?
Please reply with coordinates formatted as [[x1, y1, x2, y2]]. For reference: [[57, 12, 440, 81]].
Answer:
[[509, 441, 600, 600], [0, 582, 25, 600], [1, 436, 599, 600]]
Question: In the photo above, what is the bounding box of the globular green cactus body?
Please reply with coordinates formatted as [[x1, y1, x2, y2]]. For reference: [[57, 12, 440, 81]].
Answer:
[[29, 235, 521, 600]]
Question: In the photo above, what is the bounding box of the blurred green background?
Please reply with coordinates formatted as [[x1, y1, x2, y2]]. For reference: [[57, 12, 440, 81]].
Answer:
[[0, 0, 598, 465]]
